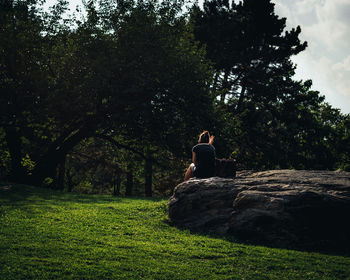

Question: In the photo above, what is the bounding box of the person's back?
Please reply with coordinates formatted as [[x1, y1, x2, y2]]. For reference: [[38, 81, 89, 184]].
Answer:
[[184, 130, 216, 181], [192, 143, 216, 178]]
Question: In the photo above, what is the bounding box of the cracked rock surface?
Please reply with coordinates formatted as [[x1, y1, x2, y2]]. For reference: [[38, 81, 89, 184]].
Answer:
[[168, 170, 350, 252]]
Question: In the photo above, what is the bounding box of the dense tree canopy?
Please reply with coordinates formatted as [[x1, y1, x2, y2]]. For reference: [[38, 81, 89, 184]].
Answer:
[[1, 0, 349, 196], [0, 0, 214, 193], [192, 0, 350, 170]]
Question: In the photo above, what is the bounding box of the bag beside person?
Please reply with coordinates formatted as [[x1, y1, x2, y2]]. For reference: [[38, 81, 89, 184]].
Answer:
[[215, 158, 236, 178]]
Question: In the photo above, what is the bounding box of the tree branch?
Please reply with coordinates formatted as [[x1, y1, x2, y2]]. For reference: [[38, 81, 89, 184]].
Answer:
[[95, 134, 147, 160]]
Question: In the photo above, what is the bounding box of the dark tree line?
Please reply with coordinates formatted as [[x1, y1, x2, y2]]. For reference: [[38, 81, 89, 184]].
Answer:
[[1, 0, 349, 196]]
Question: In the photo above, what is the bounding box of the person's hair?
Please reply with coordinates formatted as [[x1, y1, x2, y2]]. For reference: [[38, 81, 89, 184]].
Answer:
[[198, 131, 210, 143]]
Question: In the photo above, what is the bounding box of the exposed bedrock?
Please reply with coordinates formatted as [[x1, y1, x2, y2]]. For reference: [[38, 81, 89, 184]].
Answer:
[[168, 170, 350, 252]]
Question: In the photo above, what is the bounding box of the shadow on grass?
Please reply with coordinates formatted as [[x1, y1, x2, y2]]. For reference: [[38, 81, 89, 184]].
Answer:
[[165, 218, 350, 258], [0, 182, 166, 206]]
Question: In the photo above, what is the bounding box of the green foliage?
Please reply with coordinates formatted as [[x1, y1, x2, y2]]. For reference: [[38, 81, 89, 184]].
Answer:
[[42, 177, 54, 187], [1, 183, 350, 279], [63, 137, 187, 196], [192, 0, 349, 171], [1, 0, 349, 194], [0, 0, 214, 191], [20, 154, 36, 173]]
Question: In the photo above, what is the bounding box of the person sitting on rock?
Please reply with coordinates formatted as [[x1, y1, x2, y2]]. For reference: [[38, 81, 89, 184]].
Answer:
[[184, 130, 216, 180]]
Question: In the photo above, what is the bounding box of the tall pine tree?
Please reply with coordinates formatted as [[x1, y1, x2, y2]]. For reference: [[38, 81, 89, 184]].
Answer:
[[192, 0, 326, 169]]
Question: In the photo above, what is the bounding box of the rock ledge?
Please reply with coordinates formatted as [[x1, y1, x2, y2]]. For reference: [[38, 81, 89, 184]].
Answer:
[[168, 170, 350, 252]]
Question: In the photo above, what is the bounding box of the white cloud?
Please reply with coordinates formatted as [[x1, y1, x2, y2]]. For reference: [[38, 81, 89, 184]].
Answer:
[[333, 55, 350, 72], [296, 0, 321, 14], [309, 0, 350, 50], [273, 0, 350, 113], [293, 54, 350, 112], [330, 56, 350, 103], [304, 22, 348, 51]]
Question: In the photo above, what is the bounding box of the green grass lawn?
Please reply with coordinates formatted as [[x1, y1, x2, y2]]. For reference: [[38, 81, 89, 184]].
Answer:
[[0, 183, 350, 280]]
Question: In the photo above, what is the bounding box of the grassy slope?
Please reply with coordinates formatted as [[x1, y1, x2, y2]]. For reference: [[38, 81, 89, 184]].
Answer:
[[0, 183, 349, 280]]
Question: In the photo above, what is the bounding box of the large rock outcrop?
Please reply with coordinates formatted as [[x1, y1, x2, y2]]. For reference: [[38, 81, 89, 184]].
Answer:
[[168, 170, 350, 252]]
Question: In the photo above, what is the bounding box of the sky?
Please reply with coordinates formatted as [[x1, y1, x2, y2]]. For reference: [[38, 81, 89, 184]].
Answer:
[[43, 0, 350, 114], [272, 0, 350, 114]]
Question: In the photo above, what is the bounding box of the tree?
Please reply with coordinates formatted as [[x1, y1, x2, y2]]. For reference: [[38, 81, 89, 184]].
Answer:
[[0, 0, 53, 181], [191, 0, 336, 169], [1, 0, 215, 191], [94, 0, 215, 196]]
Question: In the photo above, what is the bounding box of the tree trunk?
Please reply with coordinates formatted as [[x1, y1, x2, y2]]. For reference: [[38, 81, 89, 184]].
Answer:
[[236, 84, 246, 113], [220, 70, 230, 103], [30, 122, 93, 186], [212, 71, 219, 93], [145, 151, 152, 197], [66, 169, 74, 192], [125, 163, 133, 196], [56, 154, 66, 190], [113, 172, 121, 196]]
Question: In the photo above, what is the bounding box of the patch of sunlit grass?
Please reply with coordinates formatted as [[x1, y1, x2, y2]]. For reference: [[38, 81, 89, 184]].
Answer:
[[1, 183, 350, 279]]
